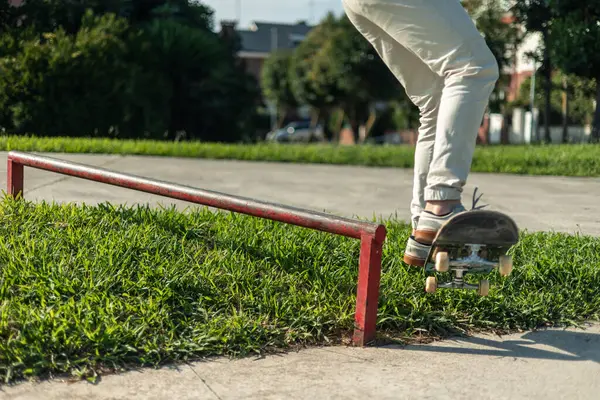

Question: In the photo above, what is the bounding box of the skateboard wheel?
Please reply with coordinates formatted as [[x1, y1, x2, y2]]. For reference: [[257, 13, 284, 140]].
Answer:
[[425, 276, 437, 294], [435, 252, 449, 272], [499, 255, 513, 276], [478, 279, 490, 296]]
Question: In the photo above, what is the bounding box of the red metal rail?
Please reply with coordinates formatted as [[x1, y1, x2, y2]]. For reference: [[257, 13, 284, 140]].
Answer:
[[6, 151, 386, 346]]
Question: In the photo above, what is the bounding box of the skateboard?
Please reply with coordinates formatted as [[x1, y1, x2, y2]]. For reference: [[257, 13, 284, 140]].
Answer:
[[423, 209, 519, 296]]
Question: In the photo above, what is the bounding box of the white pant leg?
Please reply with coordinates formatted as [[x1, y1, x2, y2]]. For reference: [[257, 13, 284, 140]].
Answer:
[[342, 0, 498, 206], [342, 3, 442, 228]]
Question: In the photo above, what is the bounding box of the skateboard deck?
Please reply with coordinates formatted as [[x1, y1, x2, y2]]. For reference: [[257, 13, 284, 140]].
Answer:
[[423, 209, 519, 296]]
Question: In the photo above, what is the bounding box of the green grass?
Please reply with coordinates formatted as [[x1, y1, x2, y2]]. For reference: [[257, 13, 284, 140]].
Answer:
[[2, 135, 600, 176], [1, 197, 599, 384]]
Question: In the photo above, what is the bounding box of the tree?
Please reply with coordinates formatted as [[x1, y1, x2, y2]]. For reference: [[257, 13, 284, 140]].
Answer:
[[8, 0, 214, 34], [135, 19, 233, 140], [0, 1, 259, 142], [0, 0, 23, 29], [547, 0, 600, 142], [509, 70, 595, 144], [289, 13, 400, 142], [315, 15, 400, 141], [0, 11, 135, 136], [511, 0, 553, 143], [261, 50, 298, 128], [288, 13, 341, 128]]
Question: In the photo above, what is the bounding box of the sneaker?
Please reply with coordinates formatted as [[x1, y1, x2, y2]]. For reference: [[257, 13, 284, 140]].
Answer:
[[403, 235, 431, 267], [413, 204, 466, 245]]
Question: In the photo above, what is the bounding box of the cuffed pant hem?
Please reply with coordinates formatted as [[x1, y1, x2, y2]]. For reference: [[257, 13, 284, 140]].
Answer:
[[424, 186, 462, 202]]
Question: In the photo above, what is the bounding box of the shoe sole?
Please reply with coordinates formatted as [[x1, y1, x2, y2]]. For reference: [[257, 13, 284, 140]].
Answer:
[[403, 252, 425, 267], [414, 229, 437, 245]]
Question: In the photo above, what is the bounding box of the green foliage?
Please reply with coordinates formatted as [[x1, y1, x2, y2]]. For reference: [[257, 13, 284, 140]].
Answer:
[[510, 0, 552, 33], [0, 11, 133, 136], [512, 72, 596, 126], [546, 0, 600, 79], [1, 197, 599, 382], [288, 13, 341, 115], [8, 0, 214, 33], [390, 101, 420, 131], [546, 0, 600, 141], [549, 16, 600, 81], [0, 1, 259, 142], [261, 50, 298, 127], [510, 0, 555, 141], [287, 12, 401, 138], [321, 16, 400, 134], [131, 18, 256, 141]]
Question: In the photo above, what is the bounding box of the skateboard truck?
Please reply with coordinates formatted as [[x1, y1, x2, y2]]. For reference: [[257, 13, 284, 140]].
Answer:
[[422, 209, 519, 296], [425, 244, 513, 296]]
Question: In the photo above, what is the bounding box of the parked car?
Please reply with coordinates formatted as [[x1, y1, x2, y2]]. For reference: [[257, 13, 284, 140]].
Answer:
[[266, 120, 325, 143]]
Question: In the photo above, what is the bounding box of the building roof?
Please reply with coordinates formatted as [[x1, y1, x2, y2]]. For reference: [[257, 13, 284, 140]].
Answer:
[[234, 21, 314, 54]]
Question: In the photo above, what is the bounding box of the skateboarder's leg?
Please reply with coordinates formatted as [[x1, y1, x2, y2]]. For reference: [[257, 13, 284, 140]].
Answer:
[[410, 1, 498, 243], [342, 3, 444, 266], [342, 1, 442, 231], [343, 0, 498, 252]]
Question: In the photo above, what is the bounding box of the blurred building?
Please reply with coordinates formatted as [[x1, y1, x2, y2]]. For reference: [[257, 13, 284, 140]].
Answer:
[[220, 19, 313, 82]]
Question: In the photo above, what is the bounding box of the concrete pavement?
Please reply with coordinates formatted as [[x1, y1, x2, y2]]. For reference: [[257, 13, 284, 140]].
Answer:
[[3, 324, 600, 399], [1, 151, 599, 399]]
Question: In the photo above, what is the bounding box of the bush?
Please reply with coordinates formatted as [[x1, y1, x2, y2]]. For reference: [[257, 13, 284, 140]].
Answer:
[[132, 18, 258, 141], [0, 11, 134, 137], [0, 7, 260, 142]]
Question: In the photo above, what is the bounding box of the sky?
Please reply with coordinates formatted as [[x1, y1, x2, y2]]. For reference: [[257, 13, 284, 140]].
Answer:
[[198, 0, 345, 29]]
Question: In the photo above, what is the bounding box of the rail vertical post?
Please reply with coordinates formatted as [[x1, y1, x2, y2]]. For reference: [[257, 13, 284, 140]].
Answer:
[[353, 226, 386, 346], [7, 158, 24, 197]]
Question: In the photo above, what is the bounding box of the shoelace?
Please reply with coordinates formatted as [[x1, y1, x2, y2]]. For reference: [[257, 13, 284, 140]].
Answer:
[[471, 187, 488, 210]]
